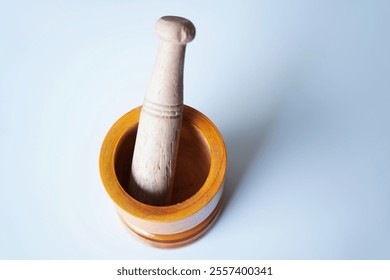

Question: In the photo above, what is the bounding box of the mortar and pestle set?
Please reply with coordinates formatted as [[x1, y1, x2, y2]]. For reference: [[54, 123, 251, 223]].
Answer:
[[99, 16, 227, 248]]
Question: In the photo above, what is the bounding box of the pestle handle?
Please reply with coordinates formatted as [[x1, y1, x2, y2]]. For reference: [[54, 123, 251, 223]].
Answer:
[[129, 16, 195, 206]]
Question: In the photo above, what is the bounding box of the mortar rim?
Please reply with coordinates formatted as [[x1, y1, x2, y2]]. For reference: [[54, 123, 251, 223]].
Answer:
[[99, 105, 226, 222]]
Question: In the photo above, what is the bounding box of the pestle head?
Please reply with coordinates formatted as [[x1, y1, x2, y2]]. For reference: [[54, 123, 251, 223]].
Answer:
[[155, 16, 196, 44]]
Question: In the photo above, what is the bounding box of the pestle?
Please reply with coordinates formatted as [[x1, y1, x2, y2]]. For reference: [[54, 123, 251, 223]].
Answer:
[[128, 16, 196, 206]]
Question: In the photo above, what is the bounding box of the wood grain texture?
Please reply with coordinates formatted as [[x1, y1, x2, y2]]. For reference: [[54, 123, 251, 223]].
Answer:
[[129, 16, 196, 206], [99, 105, 227, 248]]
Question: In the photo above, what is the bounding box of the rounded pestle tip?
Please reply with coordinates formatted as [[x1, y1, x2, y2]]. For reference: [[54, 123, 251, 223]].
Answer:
[[155, 16, 196, 44]]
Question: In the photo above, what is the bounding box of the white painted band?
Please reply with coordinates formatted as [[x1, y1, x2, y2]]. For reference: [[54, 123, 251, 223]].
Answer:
[[118, 182, 224, 236]]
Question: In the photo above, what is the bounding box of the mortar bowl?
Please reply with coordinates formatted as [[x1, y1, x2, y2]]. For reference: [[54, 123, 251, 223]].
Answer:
[[99, 105, 227, 248]]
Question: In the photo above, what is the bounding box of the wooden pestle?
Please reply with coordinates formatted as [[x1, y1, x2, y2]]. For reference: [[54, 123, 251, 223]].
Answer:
[[128, 16, 196, 206]]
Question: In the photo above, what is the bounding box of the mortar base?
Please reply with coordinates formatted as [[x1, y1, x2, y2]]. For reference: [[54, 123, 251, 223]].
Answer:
[[120, 195, 223, 248]]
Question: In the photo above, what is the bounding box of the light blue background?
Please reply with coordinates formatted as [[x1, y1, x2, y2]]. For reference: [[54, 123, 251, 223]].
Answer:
[[1, 0, 389, 259]]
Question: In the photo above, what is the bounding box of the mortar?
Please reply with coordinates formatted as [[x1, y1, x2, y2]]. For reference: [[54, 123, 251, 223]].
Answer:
[[99, 105, 227, 248]]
